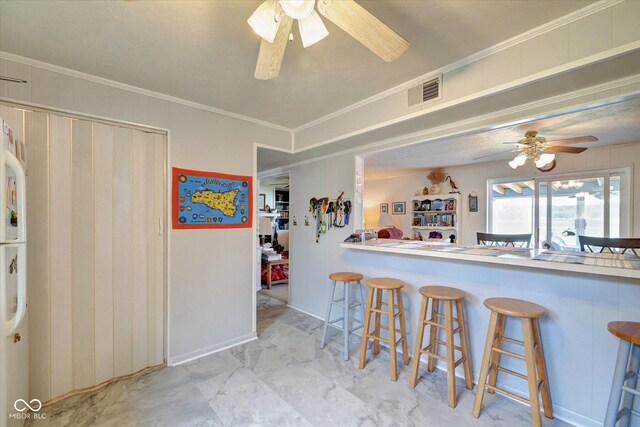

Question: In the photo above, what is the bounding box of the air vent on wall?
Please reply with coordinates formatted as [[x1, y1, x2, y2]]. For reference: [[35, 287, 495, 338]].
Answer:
[[407, 75, 441, 107]]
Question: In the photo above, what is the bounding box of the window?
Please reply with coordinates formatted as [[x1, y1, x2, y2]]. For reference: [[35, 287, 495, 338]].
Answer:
[[489, 168, 630, 249]]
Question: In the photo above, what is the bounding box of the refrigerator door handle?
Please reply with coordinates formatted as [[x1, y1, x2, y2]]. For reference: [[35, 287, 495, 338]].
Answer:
[[2, 244, 26, 337], [4, 149, 27, 243]]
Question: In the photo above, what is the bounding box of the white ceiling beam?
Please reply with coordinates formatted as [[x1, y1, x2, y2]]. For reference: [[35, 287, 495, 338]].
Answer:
[[492, 184, 506, 195], [504, 183, 523, 194]]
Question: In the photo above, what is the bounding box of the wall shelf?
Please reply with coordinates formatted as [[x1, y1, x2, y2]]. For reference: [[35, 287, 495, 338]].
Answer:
[[410, 194, 460, 242]]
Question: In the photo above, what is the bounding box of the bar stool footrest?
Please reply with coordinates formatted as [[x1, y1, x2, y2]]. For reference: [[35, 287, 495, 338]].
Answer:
[[490, 364, 528, 381], [484, 384, 530, 405], [621, 384, 640, 397], [492, 346, 526, 360]]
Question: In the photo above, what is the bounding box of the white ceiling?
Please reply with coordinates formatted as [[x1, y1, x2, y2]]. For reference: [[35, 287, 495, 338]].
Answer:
[[0, 0, 595, 129], [363, 96, 640, 179]]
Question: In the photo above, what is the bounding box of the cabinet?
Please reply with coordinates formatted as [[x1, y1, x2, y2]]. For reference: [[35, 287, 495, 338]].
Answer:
[[274, 188, 289, 230], [410, 194, 459, 242]]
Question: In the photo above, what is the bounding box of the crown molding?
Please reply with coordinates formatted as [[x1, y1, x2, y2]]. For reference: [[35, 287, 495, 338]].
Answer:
[[0, 51, 293, 134], [292, 0, 626, 133]]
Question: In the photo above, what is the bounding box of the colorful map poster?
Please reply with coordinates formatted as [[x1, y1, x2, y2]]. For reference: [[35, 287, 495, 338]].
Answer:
[[172, 167, 252, 229]]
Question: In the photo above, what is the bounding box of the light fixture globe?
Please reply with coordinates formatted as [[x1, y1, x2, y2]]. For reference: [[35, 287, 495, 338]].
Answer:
[[535, 153, 555, 168], [248, 0, 280, 43], [279, 0, 315, 19], [298, 10, 329, 47]]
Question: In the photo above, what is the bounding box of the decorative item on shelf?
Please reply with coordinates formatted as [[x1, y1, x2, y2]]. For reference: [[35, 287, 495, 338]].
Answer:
[[422, 187, 429, 195], [449, 234, 456, 243], [380, 203, 388, 214], [428, 231, 443, 239], [265, 205, 272, 213], [292, 216, 298, 226], [445, 175, 460, 194], [427, 168, 446, 195]]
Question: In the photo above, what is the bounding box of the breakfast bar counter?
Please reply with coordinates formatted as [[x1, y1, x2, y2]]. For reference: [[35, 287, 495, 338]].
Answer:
[[339, 240, 640, 279], [334, 239, 640, 426]]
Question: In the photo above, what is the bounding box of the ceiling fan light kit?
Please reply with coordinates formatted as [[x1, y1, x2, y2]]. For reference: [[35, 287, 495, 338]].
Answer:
[[248, 0, 280, 43], [250, 0, 409, 80], [504, 130, 596, 170], [298, 10, 329, 47]]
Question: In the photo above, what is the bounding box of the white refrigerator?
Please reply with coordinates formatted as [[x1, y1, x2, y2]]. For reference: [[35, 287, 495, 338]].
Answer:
[[0, 116, 28, 427]]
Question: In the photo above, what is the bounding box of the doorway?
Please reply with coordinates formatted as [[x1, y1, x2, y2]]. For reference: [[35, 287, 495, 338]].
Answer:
[[257, 172, 290, 303]]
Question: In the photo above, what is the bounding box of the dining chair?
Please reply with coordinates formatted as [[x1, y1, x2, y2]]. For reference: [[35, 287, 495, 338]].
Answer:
[[578, 236, 640, 256], [477, 232, 532, 248]]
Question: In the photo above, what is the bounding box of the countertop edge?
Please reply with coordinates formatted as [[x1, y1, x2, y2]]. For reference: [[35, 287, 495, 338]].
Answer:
[[339, 242, 640, 280]]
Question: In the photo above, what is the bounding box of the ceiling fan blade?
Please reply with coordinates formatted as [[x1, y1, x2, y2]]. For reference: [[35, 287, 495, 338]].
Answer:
[[545, 146, 588, 154], [255, 13, 293, 80], [472, 150, 514, 161], [317, 0, 409, 62], [546, 135, 598, 146]]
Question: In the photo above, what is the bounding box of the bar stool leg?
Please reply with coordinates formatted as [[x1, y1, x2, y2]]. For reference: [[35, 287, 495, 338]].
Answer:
[[523, 318, 542, 427], [487, 313, 505, 394], [472, 311, 499, 417], [427, 298, 439, 373], [357, 281, 366, 331], [359, 286, 375, 369], [532, 319, 553, 418], [622, 344, 640, 427], [320, 280, 337, 349], [388, 289, 398, 381], [410, 295, 428, 388], [444, 300, 457, 408], [605, 339, 632, 427], [373, 288, 383, 356], [396, 288, 410, 366], [343, 282, 350, 361], [456, 300, 473, 390]]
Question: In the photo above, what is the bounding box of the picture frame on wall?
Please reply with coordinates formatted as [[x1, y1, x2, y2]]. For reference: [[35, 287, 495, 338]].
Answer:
[[258, 193, 266, 211], [392, 202, 406, 215], [469, 195, 478, 212], [380, 203, 388, 214]]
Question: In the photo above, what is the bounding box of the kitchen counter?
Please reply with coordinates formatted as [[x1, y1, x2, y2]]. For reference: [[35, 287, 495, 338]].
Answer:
[[340, 240, 640, 279]]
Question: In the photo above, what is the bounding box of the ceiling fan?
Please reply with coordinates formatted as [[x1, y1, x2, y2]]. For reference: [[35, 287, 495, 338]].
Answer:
[[249, 0, 410, 80], [474, 130, 598, 171]]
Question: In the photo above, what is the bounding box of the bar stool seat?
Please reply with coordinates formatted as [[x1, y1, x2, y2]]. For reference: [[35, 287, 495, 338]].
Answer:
[[321, 272, 366, 361], [484, 297, 546, 318], [359, 277, 409, 381], [367, 277, 404, 289], [329, 272, 364, 282], [473, 297, 553, 427], [410, 286, 473, 408], [605, 321, 640, 427]]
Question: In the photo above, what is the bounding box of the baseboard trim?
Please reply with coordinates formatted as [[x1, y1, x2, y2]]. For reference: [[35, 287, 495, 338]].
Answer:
[[168, 332, 258, 366], [287, 303, 325, 321]]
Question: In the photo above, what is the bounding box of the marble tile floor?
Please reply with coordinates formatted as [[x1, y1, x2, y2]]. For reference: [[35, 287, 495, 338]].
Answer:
[[27, 293, 569, 427]]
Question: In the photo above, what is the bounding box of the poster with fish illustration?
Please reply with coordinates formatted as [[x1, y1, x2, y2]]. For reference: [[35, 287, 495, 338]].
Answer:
[[172, 167, 252, 229]]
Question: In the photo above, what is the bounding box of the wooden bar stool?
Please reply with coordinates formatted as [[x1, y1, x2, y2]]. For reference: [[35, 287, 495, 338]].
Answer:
[[320, 272, 366, 361], [409, 286, 473, 408], [605, 321, 640, 427], [358, 277, 409, 381], [472, 298, 553, 427]]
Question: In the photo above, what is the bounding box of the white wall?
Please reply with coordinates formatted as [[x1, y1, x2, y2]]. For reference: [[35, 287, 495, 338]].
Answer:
[[365, 141, 640, 245], [0, 56, 291, 368], [288, 154, 359, 316]]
